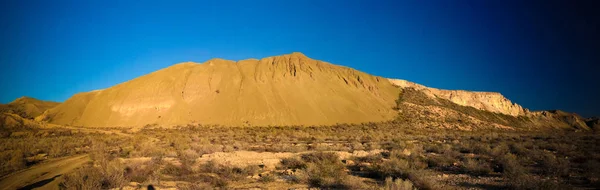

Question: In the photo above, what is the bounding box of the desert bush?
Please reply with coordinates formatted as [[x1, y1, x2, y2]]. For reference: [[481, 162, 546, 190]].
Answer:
[[134, 140, 164, 157], [462, 158, 492, 176], [178, 149, 200, 166], [162, 163, 191, 177], [538, 152, 569, 177], [491, 143, 510, 157], [199, 160, 220, 174], [99, 159, 129, 188], [199, 161, 256, 181], [258, 175, 276, 183], [300, 152, 348, 188], [423, 143, 443, 154], [506, 175, 564, 190], [0, 150, 26, 177], [582, 159, 600, 179], [509, 143, 529, 156], [497, 153, 527, 177], [383, 177, 416, 190], [471, 143, 491, 155], [405, 169, 442, 190], [124, 161, 159, 183], [426, 155, 454, 169], [61, 165, 103, 189], [61, 160, 128, 189], [374, 157, 411, 179], [192, 144, 223, 155], [280, 157, 306, 170], [351, 141, 365, 151]]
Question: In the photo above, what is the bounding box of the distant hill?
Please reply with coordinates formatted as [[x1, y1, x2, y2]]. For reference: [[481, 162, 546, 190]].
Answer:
[[0, 97, 60, 119]]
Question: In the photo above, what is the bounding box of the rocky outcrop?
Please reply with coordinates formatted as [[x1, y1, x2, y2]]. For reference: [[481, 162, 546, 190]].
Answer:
[[586, 117, 600, 131], [40, 52, 399, 127], [527, 110, 593, 130], [388, 79, 528, 116]]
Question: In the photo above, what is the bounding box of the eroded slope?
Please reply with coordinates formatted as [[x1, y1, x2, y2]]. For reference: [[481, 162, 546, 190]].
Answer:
[[40, 53, 399, 127]]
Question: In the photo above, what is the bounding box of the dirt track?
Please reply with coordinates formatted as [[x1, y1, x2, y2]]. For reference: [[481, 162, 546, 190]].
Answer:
[[0, 154, 90, 190]]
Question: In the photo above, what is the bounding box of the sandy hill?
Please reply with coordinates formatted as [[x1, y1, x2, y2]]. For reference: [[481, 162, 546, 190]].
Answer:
[[39, 52, 399, 127], [0, 97, 60, 119], [34, 52, 596, 131]]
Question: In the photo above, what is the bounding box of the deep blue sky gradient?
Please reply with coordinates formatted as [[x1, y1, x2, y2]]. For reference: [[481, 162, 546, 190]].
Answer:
[[1, 0, 599, 116]]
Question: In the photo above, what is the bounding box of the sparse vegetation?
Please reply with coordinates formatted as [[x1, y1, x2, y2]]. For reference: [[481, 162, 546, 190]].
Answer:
[[1, 119, 599, 189]]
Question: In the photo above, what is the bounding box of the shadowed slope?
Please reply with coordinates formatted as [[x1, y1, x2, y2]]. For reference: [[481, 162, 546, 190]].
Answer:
[[40, 53, 399, 127]]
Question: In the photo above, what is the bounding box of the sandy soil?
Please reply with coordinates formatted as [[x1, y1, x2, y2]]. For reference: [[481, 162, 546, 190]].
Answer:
[[195, 150, 384, 169]]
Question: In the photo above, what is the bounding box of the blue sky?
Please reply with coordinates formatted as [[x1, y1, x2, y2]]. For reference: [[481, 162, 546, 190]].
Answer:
[[1, 0, 599, 116]]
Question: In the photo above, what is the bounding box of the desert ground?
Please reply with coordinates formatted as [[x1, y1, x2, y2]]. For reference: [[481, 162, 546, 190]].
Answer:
[[1, 120, 599, 190]]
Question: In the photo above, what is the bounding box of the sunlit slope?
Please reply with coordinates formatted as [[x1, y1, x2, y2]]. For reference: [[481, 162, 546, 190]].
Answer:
[[40, 52, 399, 127]]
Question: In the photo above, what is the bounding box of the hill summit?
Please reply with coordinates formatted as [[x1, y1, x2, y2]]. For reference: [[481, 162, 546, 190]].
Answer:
[[39, 52, 399, 127], [0, 96, 59, 119]]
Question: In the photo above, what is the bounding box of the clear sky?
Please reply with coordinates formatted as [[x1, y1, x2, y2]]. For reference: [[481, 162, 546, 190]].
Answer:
[[1, 0, 599, 116]]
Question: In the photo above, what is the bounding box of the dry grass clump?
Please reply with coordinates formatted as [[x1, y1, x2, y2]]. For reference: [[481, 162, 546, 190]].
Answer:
[[383, 177, 416, 190], [61, 160, 128, 189], [0, 150, 26, 176], [302, 152, 348, 188], [60, 164, 103, 189], [277, 152, 371, 189], [124, 158, 161, 183], [279, 157, 306, 170], [461, 158, 492, 176]]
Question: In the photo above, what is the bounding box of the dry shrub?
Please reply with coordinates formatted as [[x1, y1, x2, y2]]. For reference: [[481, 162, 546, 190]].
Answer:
[[279, 157, 306, 170], [507, 175, 564, 190], [178, 149, 200, 166], [538, 152, 569, 177], [61, 165, 103, 189], [0, 150, 26, 177], [61, 160, 127, 189], [384, 177, 416, 190], [99, 160, 128, 188], [491, 143, 510, 157], [300, 152, 348, 188], [405, 169, 441, 190], [497, 153, 526, 177], [191, 144, 222, 155], [134, 140, 164, 157], [162, 163, 193, 177], [124, 161, 159, 183], [199, 161, 256, 181], [462, 158, 492, 176], [258, 175, 276, 183], [426, 155, 455, 169], [582, 160, 600, 181], [509, 143, 529, 156], [374, 157, 411, 179]]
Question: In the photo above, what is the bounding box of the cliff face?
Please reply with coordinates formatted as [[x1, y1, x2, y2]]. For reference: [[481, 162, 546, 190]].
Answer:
[[40, 52, 399, 127], [388, 79, 527, 116]]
